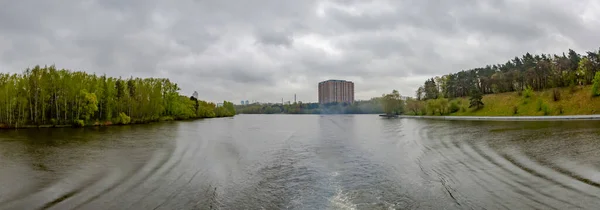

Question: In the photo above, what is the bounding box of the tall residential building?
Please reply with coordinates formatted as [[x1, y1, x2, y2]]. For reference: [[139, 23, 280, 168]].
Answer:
[[318, 79, 354, 104]]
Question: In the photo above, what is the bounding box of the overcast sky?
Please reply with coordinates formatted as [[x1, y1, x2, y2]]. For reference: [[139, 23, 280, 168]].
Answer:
[[1, 0, 599, 103]]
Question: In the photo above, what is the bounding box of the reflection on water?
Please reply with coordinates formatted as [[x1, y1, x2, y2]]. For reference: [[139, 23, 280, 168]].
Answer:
[[1, 115, 600, 209]]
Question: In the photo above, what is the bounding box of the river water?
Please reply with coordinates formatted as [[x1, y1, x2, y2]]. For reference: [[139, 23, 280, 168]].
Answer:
[[1, 115, 599, 210]]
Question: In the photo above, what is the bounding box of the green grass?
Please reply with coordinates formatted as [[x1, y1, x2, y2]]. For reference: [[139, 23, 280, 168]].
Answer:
[[446, 85, 600, 116]]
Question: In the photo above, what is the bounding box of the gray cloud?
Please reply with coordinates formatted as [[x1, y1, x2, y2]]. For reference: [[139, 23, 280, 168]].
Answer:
[[1, 0, 599, 103], [255, 28, 294, 47]]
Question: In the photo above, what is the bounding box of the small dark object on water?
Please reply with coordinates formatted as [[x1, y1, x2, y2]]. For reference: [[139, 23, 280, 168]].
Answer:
[[379, 114, 399, 118]]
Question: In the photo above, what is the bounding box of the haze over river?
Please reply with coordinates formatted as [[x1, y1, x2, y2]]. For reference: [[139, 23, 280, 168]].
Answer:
[[1, 115, 600, 210]]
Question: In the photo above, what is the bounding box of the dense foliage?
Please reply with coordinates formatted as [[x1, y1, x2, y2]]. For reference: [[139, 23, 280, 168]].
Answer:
[[418, 48, 600, 100], [409, 48, 600, 116], [592, 72, 600, 97], [468, 90, 484, 110], [382, 90, 404, 115], [236, 98, 385, 114], [0, 65, 235, 128]]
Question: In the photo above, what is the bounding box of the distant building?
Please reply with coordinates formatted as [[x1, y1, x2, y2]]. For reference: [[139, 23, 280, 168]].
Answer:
[[241, 100, 245, 105], [318, 79, 354, 104], [245, 100, 249, 105]]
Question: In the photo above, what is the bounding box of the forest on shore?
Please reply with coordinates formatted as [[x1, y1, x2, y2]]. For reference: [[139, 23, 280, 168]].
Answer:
[[0, 65, 235, 128], [408, 48, 600, 116]]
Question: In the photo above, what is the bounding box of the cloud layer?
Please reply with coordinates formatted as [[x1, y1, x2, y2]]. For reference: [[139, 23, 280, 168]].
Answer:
[[1, 0, 599, 103]]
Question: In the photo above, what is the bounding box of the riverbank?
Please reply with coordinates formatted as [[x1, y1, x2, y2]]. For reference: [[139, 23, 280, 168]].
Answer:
[[410, 85, 600, 117], [0, 116, 234, 130], [399, 114, 600, 121], [0, 66, 237, 130], [0, 124, 74, 129]]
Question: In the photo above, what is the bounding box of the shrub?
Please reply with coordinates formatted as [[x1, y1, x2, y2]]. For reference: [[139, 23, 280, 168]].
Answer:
[[426, 100, 440, 115], [492, 84, 501, 94], [537, 99, 544, 111], [552, 88, 561, 101], [449, 101, 460, 113], [558, 105, 564, 115], [522, 86, 534, 98], [541, 103, 550, 116], [115, 112, 131, 125], [439, 98, 449, 115], [513, 106, 518, 115], [73, 120, 85, 127], [570, 83, 578, 93], [120, 113, 131, 124], [460, 107, 466, 112], [159, 116, 175, 121]]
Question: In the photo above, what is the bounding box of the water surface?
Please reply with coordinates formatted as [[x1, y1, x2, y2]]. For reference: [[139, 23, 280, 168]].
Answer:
[[1, 115, 599, 209]]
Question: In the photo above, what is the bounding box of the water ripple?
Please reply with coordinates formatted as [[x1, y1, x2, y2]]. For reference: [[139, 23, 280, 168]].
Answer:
[[1, 116, 600, 209]]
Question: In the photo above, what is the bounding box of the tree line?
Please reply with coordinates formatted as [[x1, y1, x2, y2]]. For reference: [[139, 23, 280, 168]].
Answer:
[[0, 65, 235, 128], [235, 98, 385, 114], [236, 90, 411, 115], [417, 48, 600, 100]]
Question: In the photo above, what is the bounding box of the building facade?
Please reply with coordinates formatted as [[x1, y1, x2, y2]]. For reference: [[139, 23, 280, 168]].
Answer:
[[318, 80, 354, 104]]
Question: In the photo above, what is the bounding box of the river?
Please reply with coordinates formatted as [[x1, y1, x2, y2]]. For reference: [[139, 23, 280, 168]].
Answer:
[[1, 115, 599, 210]]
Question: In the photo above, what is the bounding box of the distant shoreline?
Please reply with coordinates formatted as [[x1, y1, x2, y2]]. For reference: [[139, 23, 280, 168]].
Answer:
[[398, 115, 600, 121], [237, 113, 600, 121]]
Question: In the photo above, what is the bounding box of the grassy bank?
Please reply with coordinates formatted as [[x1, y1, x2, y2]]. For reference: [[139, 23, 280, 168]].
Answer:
[[419, 85, 600, 116]]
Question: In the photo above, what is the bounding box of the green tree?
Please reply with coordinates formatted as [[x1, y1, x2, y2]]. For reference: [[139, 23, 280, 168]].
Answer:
[[449, 101, 460, 113], [223, 101, 236, 116], [79, 90, 98, 121], [577, 57, 591, 85], [469, 90, 484, 110], [426, 100, 440, 115], [424, 79, 439, 100], [592, 72, 600, 97], [416, 86, 424, 100], [406, 98, 424, 115], [382, 90, 403, 115]]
